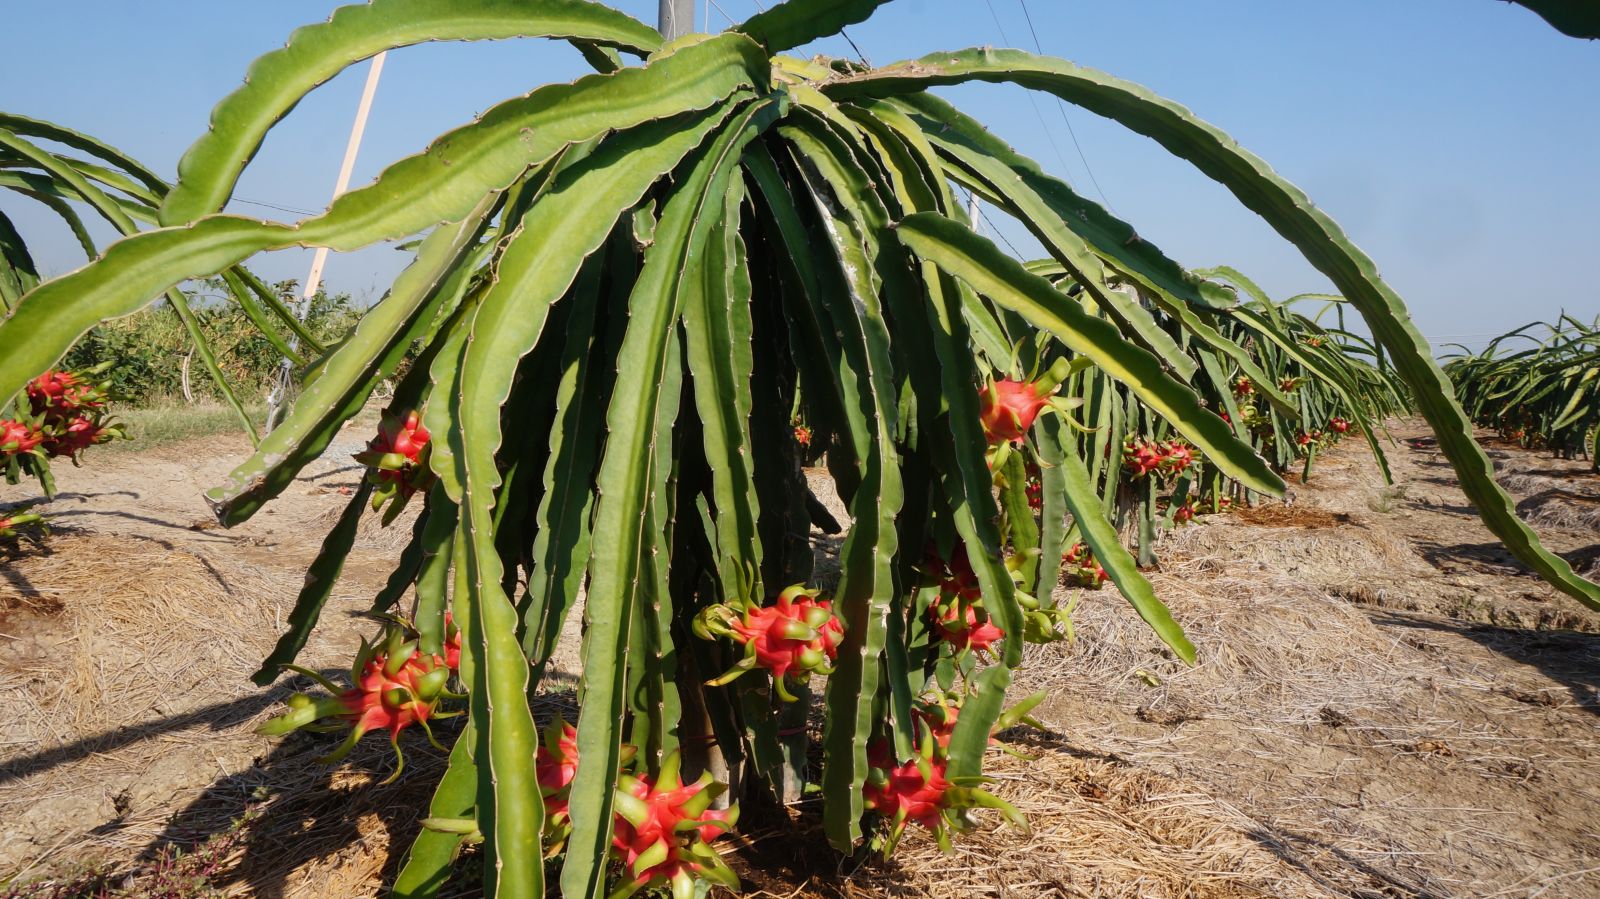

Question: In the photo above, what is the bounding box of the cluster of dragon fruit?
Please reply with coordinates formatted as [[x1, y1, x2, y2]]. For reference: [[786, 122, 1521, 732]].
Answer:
[[861, 692, 1029, 856], [1230, 376, 1355, 459], [257, 609, 739, 897], [537, 721, 740, 898], [256, 614, 463, 779], [1, 365, 126, 542]]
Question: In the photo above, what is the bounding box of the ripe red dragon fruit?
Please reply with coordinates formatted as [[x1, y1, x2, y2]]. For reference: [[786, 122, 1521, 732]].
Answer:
[[441, 613, 462, 672], [1023, 459, 1043, 512], [931, 601, 1005, 656], [257, 620, 456, 781], [978, 358, 1072, 446], [1160, 440, 1195, 475], [354, 409, 435, 523], [1173, 499, 1198, 525], [610, 750, 739, 898], [1329, 417, 1350, 434], [1122, 438, 1165, 478], [535, 716, 638, 856], [0, 419, 44, 456], [865, 741, 951, 834], [1279, 376, 1303, 393], [933, 544, 983, 604], [865, 733, 1023, 856], [1232, 377, 1254, 397], [695, 584, 845, 701], [45, 414, 117, 460], [27, 369, 105, 418], [913, 697, 961, 750], [793, 423, 812, 447], [1063, 542, 1109, 589], [536, 718, 580, 851]]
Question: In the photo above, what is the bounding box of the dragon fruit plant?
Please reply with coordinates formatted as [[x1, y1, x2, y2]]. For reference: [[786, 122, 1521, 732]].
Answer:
[[4, 2, 1597, 895], [1444, 317, 1600, 466]]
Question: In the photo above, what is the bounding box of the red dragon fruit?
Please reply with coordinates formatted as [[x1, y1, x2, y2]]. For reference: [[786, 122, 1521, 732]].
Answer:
[[1278, 376, 1303, 393], [0, 420, 44, 456], [45, 414, 117, 460], [27, 369, 105, 418], [1160, 440, 1195, 475], [441, 613, 462, 672], [913, 691, 1048, 757], [1023, 459, 1043, 512], [1329, 416, 1350, 434], [257, 619, 457, 781], [536, 718, 580, 851], [1232, 377, 1254, 397], [977, 358, 1072, 446], [914, 697, 962, 750], [866, 742, 952, 834], [793, 423, 812, 447], [354, 409, 435, 523], [931, 601, 1005, 656], [1173, 499, 1198, 525], [1063, 542, 1109, 589], [610, 750, 739, 898], [933, 544, 983, 604], [1122, 439, 1165, 478], [535, 716, 639, 856], [695, 584, 845, 701], [865, 733, 1023, 855]]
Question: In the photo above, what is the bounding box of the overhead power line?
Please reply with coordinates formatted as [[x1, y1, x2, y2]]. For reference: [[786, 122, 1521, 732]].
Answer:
[[1013, 0, 1116, 213]]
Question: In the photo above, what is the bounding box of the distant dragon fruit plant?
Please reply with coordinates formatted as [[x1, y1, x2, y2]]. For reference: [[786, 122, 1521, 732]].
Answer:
[[2, 1, 1597, 896]]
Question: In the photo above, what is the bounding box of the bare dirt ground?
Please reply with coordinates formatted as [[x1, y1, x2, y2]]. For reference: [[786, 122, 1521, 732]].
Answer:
[[2, 420, 1597, 898]]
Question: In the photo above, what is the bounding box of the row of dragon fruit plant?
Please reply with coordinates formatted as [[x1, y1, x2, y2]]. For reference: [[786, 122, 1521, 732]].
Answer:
[[2, 1, 1595, 897]]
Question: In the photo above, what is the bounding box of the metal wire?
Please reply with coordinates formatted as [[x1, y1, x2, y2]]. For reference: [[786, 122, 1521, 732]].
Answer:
[[1016, 0, 1115, 212]]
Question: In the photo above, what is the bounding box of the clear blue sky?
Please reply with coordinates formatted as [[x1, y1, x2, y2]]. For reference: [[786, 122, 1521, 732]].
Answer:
[[4, 1, 1596, 350]]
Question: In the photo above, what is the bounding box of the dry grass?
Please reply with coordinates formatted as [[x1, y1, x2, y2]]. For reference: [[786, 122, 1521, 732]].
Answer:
[[840, 746, 1329, 899], [1513, 489, 1600, 531], [0, 532, 375, 888]]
